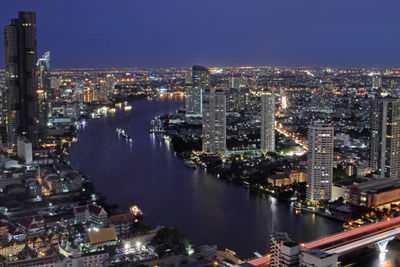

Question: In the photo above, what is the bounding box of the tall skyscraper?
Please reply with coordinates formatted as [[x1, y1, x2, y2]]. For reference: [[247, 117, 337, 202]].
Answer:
[[369, 98, 400, 179], [37, 51, 51, 135], [306, 124, 334, 201], [4, 11, 39, 150], [186, 65, 209, 117], [202, 88, 226, 154], [261, 89, 275, 153], [192, 65, 209, 89]]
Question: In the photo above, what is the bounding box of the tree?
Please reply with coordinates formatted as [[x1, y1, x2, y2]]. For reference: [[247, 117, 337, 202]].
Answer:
[[152, 228, 190, 257]]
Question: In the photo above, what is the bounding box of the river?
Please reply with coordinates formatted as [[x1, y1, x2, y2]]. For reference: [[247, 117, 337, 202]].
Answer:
[[69, 96, 343, 258]]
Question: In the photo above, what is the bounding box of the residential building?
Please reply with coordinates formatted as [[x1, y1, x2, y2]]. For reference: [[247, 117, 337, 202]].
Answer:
[[202, 88, 226, 153], [369, 98, 400, 179], [307, 124, 334, 201], [261, 89, 275, 153]]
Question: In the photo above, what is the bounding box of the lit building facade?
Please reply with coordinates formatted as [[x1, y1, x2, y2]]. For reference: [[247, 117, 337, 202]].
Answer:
[[261, 89, 275, 153], [307, 124, 334, 201], [369, 98, 400, 179], [186, 65, 209, 117], [37, 51, 51, 135], [202, 88, 226, 154], [185, 87, 202, 116]]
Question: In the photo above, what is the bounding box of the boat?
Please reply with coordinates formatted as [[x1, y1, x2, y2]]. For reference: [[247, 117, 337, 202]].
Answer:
[[184, 160, 197, 169], [243, 181, 250, 189], [116, 128, 133, 142]]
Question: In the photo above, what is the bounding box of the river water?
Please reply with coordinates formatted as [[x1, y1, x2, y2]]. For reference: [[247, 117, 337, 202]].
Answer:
[[69, 96, 343, 258]]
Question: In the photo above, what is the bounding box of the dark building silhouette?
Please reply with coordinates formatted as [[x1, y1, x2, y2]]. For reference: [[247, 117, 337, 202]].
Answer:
[[3, 11, 39, 151]]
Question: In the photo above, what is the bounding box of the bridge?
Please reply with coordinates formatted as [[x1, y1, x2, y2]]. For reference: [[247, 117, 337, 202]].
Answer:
[[304, 216, 400, 255], [246, 217, 400, 266]]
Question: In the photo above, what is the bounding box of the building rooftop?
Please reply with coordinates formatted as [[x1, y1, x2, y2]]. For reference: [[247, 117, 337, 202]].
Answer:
[[303, 249, 334, 259]]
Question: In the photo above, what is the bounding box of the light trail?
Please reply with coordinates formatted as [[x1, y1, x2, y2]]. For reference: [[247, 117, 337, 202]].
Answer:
[[325, 228, 400, 255], [275, 122, 308, 156], [305, 217, 400, 249]]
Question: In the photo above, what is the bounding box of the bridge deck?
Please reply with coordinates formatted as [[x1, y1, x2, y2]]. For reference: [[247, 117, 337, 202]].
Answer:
[[325, 227, 400, 255], [305, 217, 400, 250]]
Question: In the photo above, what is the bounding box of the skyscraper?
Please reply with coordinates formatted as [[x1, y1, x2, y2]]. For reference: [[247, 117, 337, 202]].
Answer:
[[186, 65, 209, 117], [202, 88, 226, 154], [306, 124, 334, 201], [261, 89, 275, 153], [369, 98, 400, 179], [37, 51, 51, 135], [4, 11, 39, 150], [192, 65, 209, 89]]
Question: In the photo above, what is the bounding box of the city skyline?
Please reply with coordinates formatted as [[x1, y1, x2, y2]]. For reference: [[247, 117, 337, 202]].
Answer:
[[0, 0, 400, 68]]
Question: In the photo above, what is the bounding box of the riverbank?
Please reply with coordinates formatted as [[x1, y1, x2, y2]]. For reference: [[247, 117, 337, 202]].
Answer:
[[69, 97, 344, 258]]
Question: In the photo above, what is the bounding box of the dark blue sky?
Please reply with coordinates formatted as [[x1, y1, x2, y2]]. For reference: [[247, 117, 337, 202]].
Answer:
[[1, 0, 400, 68]]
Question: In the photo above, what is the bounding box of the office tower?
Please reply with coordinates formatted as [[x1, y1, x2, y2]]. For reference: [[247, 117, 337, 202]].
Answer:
[[369, 98, 400, 179], [37, 51, 51, 134], [310, 80, 333, 113], [306, 124, 334, 201], [261, 89, 275, 153], [192, 65, 209, 89], [372, 75, 382, 89], [202, 88, 226, 153], [4, 11, 39, 151], [186, 65, 209, 117], [185, 87, 202, 116]]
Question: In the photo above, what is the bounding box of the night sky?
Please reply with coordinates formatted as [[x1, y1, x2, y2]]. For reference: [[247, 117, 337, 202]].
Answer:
[[1, 0, 400, 68]]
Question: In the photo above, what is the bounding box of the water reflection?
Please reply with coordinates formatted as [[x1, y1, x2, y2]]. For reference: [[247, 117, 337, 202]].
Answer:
[[70, 98, 343, 258]]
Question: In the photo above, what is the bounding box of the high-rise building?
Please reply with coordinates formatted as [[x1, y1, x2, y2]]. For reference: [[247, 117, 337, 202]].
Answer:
[[202, 88, 226, 154], [185, 87, 202, 116], [186, 65, 209, 117], [307, 124, 334, 201], [4, 11, 39, 150], [37, 51, 51, 135], [372, 75, 382, 89], [369, 98, 400, 179], [192, 65, 209, 89], [261, 89, 275, 153]]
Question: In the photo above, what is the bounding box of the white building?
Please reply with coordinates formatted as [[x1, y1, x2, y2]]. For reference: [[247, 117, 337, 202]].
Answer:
[[307, 124, 334, 201], [17, 137, 33, 163], [261, 89, 275, 153], [202, 88, 226, 154]]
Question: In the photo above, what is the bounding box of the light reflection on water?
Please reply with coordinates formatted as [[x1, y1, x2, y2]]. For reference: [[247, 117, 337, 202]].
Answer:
[[70, 97, 343, 258]]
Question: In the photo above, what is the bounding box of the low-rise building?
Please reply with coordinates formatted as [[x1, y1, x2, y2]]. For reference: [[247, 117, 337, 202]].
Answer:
[[73, 204, 108, 227], [109, 213, 136, 237], [300, 249, 337, 267]]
